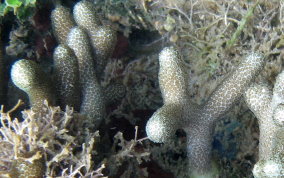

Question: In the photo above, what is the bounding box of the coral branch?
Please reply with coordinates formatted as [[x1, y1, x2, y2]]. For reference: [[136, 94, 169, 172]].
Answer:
[[67, 27, 105, 127], [202, 52, 264, 120], [244, 71, 284, 177], [53, 45, 81, 110], [51, 5, 75, 44], [11, 59, 55, 112], [73, 0, 117, 77], [51, 0, 122, 129], [146, 47, 265, 177]]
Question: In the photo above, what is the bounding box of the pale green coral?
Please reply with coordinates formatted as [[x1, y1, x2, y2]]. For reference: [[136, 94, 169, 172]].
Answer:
[[146, 47, 265, 177], [51, 5, 75, 44], [73, 0, 117, 77], [245, 70, 284, 178], [11, 59, 55, 111], [50, 0, 121, 129], [53, 45, 80, 110], [67, 27, 105, 128]]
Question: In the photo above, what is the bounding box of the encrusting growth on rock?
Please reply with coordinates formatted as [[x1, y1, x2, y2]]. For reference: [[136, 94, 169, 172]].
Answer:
[[11, 59, 55, 112], [103, 81, 127, 106], [244, 71, 284, 177], [7, 151, 46, 178], [146, 46, 265, 177]]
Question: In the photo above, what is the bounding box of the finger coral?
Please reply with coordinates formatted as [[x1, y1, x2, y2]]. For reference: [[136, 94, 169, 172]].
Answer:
[[51, 5, 75, 44], [146, 47, 265, 177], [11, 59, 55, 112], [50, 0, 123, 129], [73, 0, 117, 77], [53, 44, 80, 110], [67, 27, 105, 127], [3, 0, 284, 177], [9, 0, 123, 130], [52, 0, 117, 78], [244, 71, 284, 178]]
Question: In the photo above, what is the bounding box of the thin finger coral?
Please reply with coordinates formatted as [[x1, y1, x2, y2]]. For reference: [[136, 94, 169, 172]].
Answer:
[[146, 47, 265, 177], [51, 5, 75, 44], [11, 59, 55, 112], [244, 71, 284, 178], [53, 44, 80, 110], [73, 0, 117, 77], [67, 27, 105, 127], [50, 0, 122, 129]]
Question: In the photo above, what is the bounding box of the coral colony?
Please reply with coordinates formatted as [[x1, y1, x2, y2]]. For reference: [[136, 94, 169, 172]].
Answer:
[[1, 0, 123, 177], [145, 47, 281, 177], [146, 47, 284, 177], [11, 0, 121, 130], [0, 0, 284, 177]]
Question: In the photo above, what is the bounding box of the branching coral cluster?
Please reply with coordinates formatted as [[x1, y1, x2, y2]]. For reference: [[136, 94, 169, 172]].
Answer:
[[51, 0, 118, 128], [146, 47, 265, 177], [10, 0, 124, 130], [1, 1, 131, 176], [2, 0, 284, 177]]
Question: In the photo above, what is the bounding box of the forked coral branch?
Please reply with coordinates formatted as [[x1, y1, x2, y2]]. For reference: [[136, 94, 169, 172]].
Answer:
[[146, 46, 265, 177]]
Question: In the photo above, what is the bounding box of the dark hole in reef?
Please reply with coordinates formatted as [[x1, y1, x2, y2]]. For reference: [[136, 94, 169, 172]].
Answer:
[[129, 29, 159, 46], [176, 129, 186, 138], [128, 28, 162, 55]]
